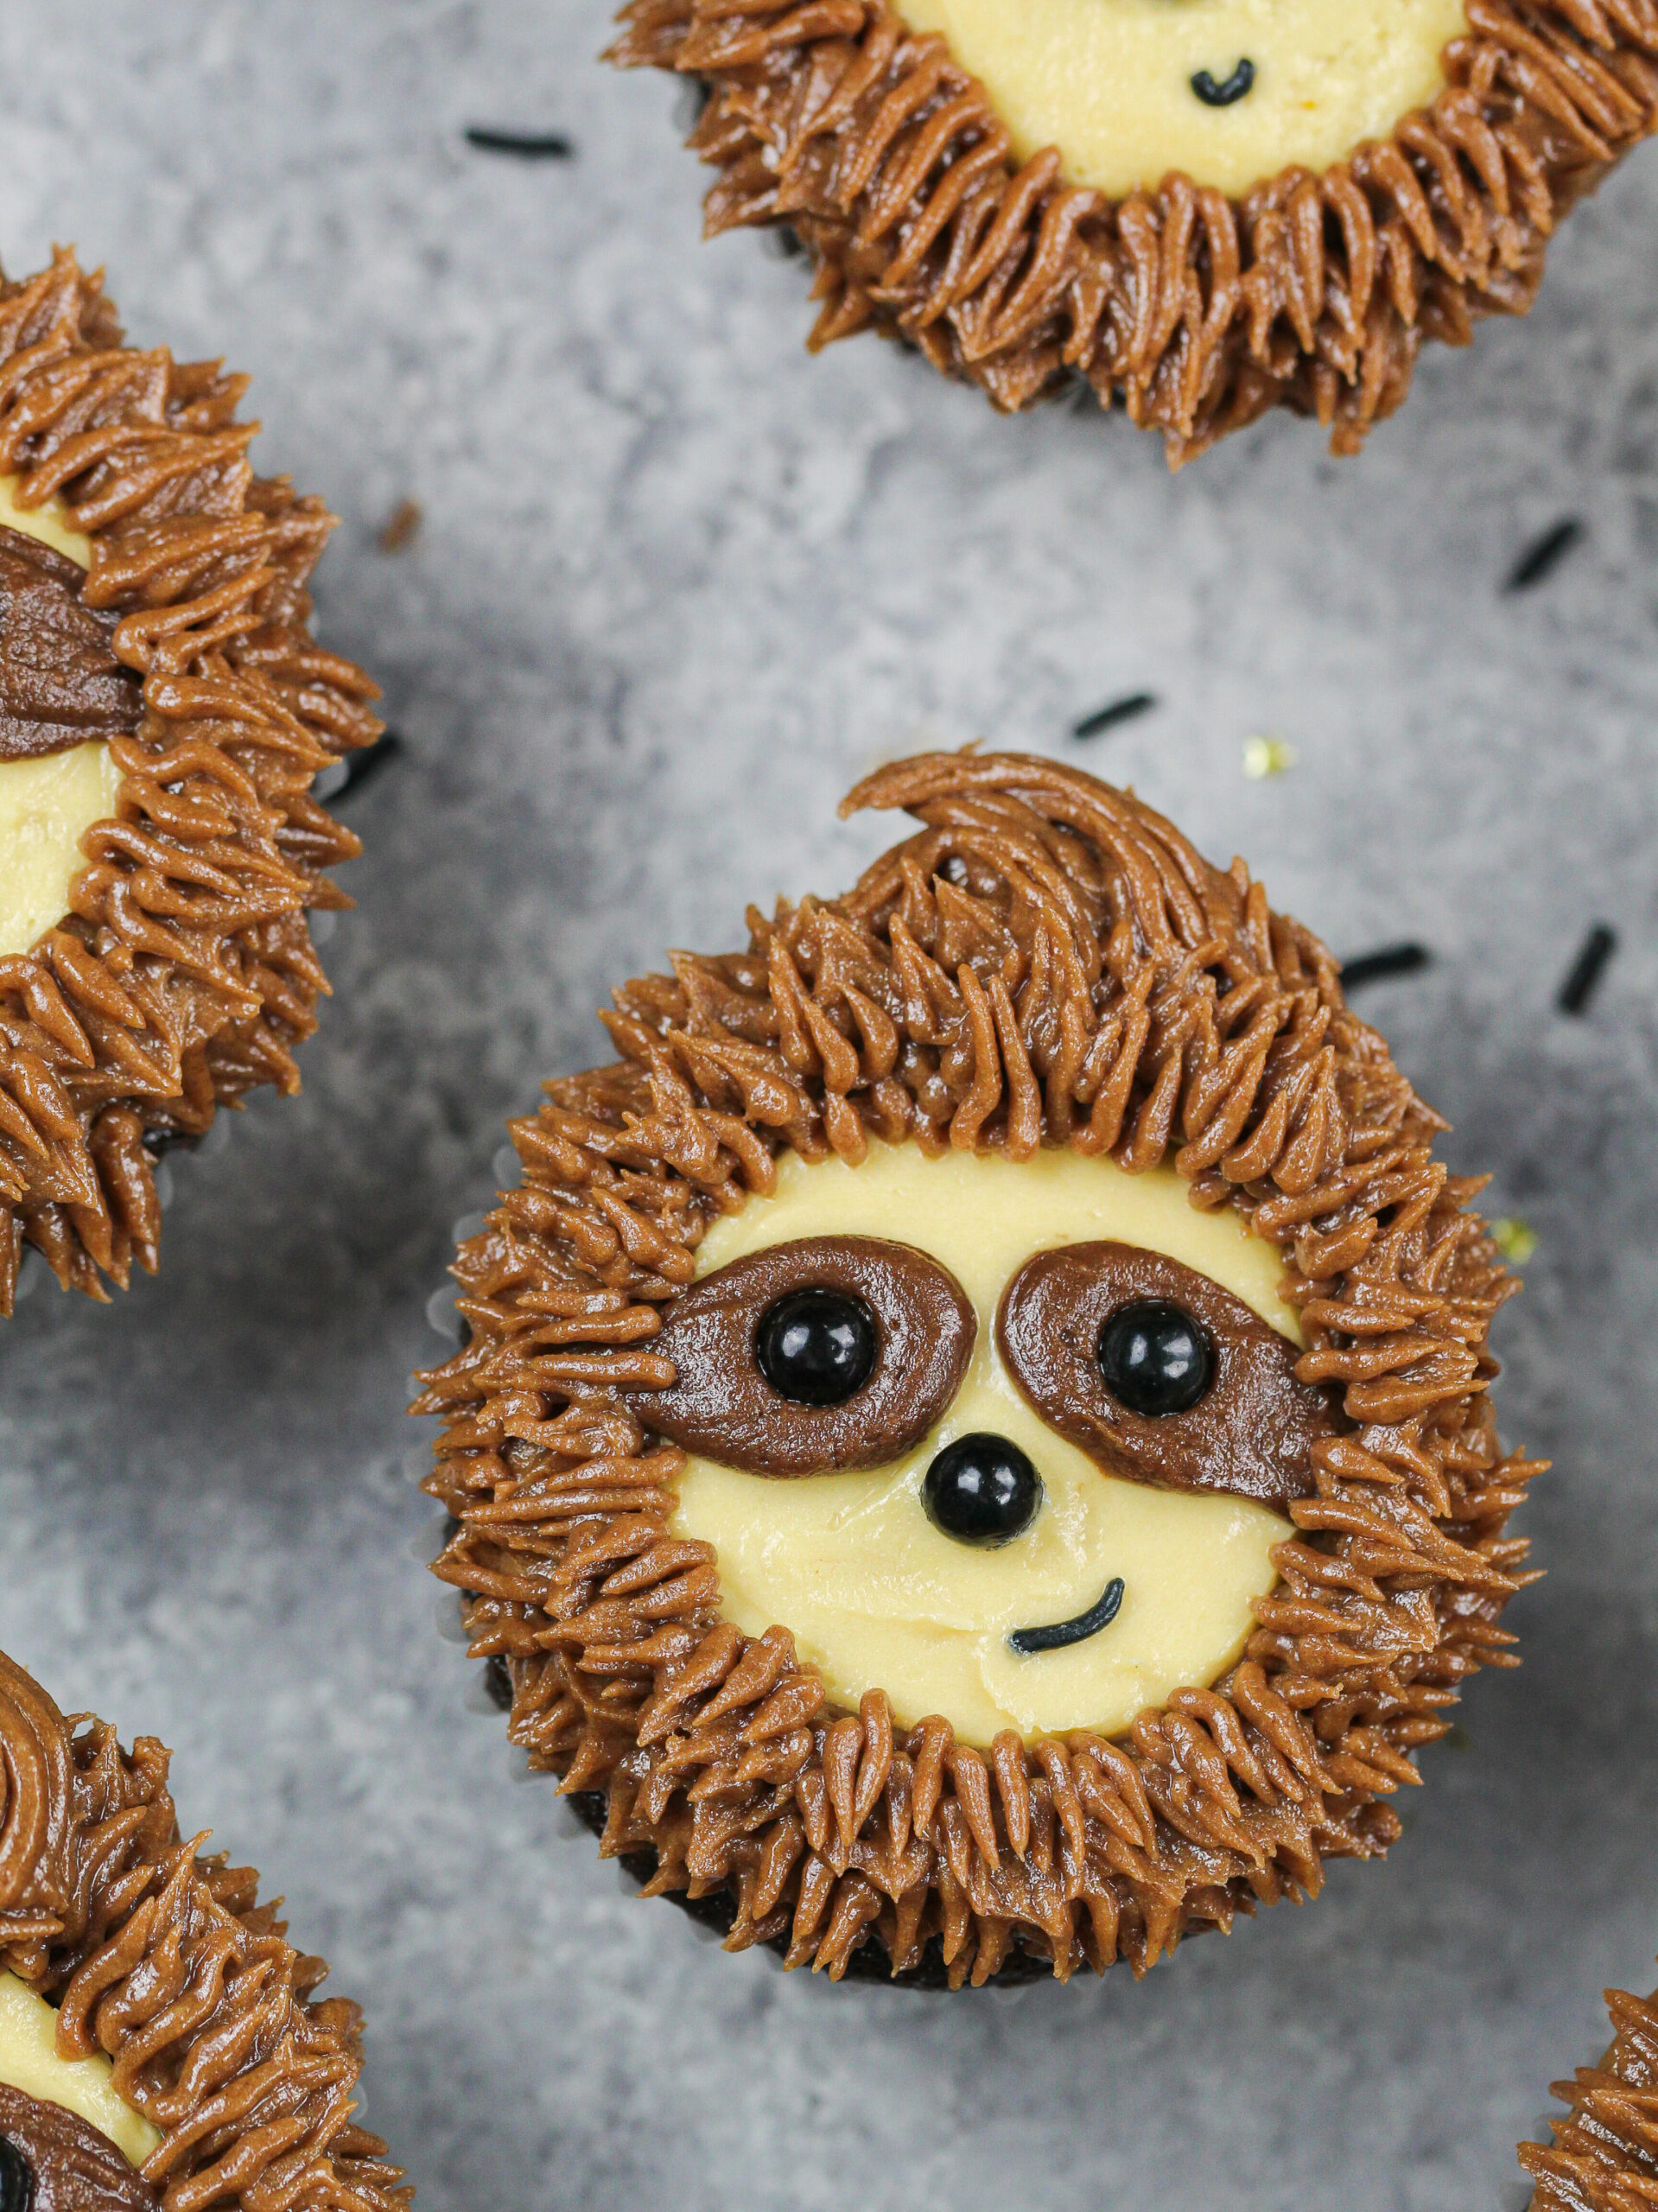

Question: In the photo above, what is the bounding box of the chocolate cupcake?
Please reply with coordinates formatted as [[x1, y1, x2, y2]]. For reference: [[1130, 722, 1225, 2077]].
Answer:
[[609, 0, 1658, 461], [0, 248, 381, 1314], [0, 1647, 408, 2209], [416, 750, 1540, 1986], [1521, 1966, 1658, 2206]]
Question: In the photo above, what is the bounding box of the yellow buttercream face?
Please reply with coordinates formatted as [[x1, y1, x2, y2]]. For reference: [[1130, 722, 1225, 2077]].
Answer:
[[0, 1971, 160, 2168], [890, 0, 1469, 198], [0, 477, 92, 569], [670, 1144, 1299, 1747], [0, 475, 111, 962], [0, 742, 119, 958]]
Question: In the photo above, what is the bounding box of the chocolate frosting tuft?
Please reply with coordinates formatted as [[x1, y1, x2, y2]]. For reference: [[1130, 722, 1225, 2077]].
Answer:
[[608, 0, 1658, 463], [0, 528, 141, 763], [0, 249, 383, 1314], [1520, 1969, 1658, 2207], [0, 1649, 410, 2209]]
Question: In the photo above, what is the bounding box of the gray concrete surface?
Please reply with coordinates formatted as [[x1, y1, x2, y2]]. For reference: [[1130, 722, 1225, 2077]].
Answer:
[[0, 5, 1655, 2207]]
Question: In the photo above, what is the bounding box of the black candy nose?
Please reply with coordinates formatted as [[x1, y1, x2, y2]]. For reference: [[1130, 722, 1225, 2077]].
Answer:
[[923, 1433, 1043, 1546]]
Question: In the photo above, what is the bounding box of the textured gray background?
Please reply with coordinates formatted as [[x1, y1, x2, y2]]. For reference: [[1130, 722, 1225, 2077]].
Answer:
[[0, 5, 1655, 2208]]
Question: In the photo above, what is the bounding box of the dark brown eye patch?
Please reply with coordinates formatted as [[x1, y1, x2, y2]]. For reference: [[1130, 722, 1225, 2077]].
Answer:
[[0, 2085, 158, 2212], [0, 524, 143, 762], [636, 1235, 976, 1477], [996, 1242, 1335, 1506]]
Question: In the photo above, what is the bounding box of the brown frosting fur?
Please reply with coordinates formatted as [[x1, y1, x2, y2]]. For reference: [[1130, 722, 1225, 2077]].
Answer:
[[607, 0, 1658, 463], [0, 1649, 410, 2212], [996, 1241, 1335, 1505], [0, 250, 381, 1314], [0, 2087, 157, 2212], [641, 1234, 977, 1472], [1521, 1969, 1658, 2207], [0, 529, 141, 762], [416, 749, 1541, 1986]]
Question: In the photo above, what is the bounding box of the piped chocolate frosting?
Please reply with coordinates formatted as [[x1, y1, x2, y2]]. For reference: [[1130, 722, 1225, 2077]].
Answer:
[[609, 0, 1658, 462], [0, 1649, 410, 2210], [1521, 1968, 1658, 2208], [417, 749, 1540, 1987], [0, 250, 382, 1313]]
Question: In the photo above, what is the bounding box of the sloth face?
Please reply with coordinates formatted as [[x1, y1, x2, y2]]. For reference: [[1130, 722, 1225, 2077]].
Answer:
[[890, 0, 1469, 198], [652, 1144, 1334, 1747]]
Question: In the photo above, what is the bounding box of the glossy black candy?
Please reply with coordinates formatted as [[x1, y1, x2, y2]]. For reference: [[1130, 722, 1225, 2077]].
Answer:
[[1096, 1300, 1214, 1415], [924, 1433, 1043, 1545], [0, 2139, 31, 2212], [755, 1287, 877, 1407]]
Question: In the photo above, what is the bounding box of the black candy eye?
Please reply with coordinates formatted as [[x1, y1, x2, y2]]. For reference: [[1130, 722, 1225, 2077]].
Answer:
[[755, 1287, 877, 1406], [1096, 1300, 1215, 1416], [0, 2140, 31, 2212], [924, 1433, 1043, 1546]]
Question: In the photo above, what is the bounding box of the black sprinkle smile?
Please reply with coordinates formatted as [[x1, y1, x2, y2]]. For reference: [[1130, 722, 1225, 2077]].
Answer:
[[1008, 1577, 1126, 1656], [1191, 59, 1255, 105]]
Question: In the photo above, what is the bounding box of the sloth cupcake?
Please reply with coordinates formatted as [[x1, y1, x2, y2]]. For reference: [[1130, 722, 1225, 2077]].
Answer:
[[0, 247, 380, 1314], [416, 750, 1540, 1986], [0, 1647, 409, 2209], [609, 0, 1658, 461], [1521, 1963, 1658, 2206]]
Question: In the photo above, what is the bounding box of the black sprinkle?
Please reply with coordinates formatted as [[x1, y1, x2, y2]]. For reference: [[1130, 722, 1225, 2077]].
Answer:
[[464, 126, 575, 159], [1341, 942, 1432, 991], [1009, 1578, 1126, 1656], [335, 731, 403, 799], [1191, 59, 1255, 105], [483, 1656, 513, 1711], [1557, 922, 1616, 1014], [1072, 691, 1157, 741], [1504, 517, 1584, 593]]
